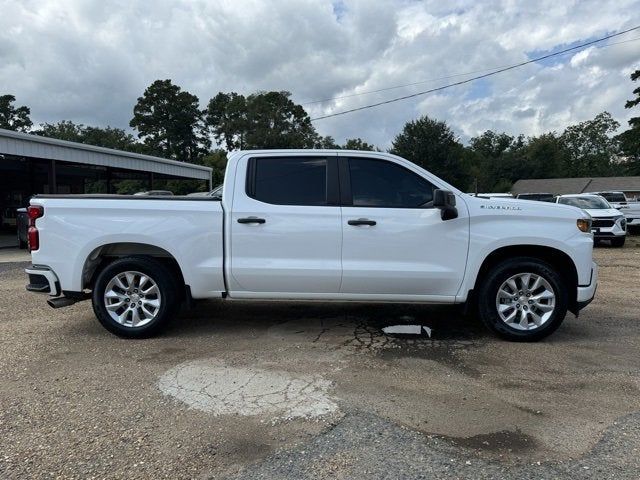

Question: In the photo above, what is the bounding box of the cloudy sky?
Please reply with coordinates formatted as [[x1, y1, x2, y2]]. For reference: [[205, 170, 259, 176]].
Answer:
[[1, 0, 639, 148]]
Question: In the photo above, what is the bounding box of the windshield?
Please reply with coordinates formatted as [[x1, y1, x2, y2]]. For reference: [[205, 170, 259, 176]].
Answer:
[[558, 196, 611, 209]]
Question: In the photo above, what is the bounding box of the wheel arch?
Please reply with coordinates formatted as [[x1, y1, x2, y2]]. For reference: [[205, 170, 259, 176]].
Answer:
[[472, 245, 579, 314], [82, 242, 186, 292]]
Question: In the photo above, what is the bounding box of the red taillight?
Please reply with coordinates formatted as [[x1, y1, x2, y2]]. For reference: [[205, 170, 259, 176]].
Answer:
[[27, 205, 44, 252], [27, 205, 43, 221], [28, 226, 39, 251]]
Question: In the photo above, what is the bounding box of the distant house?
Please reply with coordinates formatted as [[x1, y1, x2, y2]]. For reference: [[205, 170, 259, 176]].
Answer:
[[511, 176, 640, 199]]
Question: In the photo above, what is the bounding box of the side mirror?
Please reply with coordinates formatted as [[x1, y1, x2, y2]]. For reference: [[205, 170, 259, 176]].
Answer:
[[433, 189, 458, 220]]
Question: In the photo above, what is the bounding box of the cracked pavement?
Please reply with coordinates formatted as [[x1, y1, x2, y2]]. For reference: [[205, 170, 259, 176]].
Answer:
[[1, 238, 639, 478]]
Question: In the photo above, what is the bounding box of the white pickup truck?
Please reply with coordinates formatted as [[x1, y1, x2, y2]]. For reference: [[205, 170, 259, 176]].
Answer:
[[24, 150, 598, 341], [589, 191, 640, 230]]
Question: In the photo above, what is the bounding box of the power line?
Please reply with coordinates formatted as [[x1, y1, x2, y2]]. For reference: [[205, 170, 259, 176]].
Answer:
[[310, 25, 640, 121], [302, 35, 640, 106]]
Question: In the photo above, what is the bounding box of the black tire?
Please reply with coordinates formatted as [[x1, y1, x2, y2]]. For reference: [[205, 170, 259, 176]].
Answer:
[[92, 256, 181, 338], [477, 257, 569, 342], [610, 236, 626, 248]]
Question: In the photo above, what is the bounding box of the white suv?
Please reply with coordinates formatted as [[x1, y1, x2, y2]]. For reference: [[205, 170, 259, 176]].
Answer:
[[556, 194, 627, 247]]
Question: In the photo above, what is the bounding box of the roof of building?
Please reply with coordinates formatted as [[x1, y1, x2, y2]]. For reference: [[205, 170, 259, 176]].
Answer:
[[511, 176, 640, 195], [0, 128, 212, 181]]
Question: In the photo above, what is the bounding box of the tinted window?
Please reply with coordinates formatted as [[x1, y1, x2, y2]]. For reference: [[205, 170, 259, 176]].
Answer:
[[348, 158, 434, 208], [251, 157, 327, 205], [601, 193, 626, 203]]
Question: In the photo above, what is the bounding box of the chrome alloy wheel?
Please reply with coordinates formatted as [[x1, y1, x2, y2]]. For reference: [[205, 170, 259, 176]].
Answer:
[[103, 271, 161, 328], [495, 272, 556, 331]]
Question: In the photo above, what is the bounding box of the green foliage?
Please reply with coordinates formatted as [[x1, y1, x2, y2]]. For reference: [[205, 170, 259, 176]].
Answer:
[[206, 91, 318, 150], [130, 79, 209, 162], [390, 115, 469, 189], [625, 69, 640, 129], [35, 120, 140, 152], [0, 94, 33, 132], [199, 149, 228, 186], [36, 120, 84, 142], [206, 92, 248, 150], [314, 135, 339, 149], [343, 138, 378, 151], [616, 69, 640, 174], [560, 111, 620, 177]]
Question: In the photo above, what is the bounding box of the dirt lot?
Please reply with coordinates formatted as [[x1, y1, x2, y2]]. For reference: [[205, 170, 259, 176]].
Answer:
[[1, 239, 639, 479]]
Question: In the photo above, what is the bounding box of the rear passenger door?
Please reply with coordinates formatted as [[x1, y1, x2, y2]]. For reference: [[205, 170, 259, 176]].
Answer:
[[339, 155, 469, 299], [229, 154, 342, 295]]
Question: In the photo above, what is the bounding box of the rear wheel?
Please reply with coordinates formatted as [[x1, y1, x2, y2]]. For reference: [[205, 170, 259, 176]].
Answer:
[[610, 236, 626, 247], [92, 256, 180, 338], [477, 257, 568, 341]]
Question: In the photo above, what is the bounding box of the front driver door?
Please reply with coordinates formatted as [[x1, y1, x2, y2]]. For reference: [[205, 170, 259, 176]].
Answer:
[[339, 155, 469, 299]]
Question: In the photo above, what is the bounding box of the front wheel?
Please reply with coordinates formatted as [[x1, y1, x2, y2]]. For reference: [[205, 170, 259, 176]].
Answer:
[[477, 258, 568, 341], [92, 256, 180, 338]]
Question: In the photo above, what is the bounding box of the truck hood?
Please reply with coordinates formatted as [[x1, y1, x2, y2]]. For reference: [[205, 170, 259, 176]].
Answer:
[[583, 208, 624, 218]]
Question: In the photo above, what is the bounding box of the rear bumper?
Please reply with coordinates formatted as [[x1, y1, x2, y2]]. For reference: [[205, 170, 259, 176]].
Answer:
[[25, 265, 60, 297], [576, 262, 598, 309]]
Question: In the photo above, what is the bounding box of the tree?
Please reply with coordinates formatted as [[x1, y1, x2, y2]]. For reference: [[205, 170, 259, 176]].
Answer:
[[469, 131, 514, 159], [521, 133, 567, 179], [616, 69, 640, 174], [314, 135, 339, 149], [0, 94, 32, 132], [560, 111, 620, 177], [343, 138, 378, 151], [625, 69, 640, 129], [35, 120, 140, 152], [206, 91, 318, 150], [390, 115, 468, 188], [36, 120, 84, 142], [199, 149, 228, 186], [206, 92, 248, 150], [130, 79, 209, 162], [618, 127, 640, 174]]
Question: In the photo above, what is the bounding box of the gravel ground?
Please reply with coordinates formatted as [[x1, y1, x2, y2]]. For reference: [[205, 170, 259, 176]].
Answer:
[[1, 238, 639, 479]]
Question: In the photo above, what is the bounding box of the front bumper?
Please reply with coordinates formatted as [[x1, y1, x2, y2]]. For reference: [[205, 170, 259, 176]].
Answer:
[[25, 265, 60, 297], [576, 262, 598, 310]]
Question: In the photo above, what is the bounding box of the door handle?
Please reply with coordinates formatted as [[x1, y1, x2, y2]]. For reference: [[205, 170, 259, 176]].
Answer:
[[348, 218, 376, 226], [237, 217, 266, 224]]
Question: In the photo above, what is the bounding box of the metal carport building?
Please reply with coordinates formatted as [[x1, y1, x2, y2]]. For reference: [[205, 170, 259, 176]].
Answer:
[[0, 127, 212, 231]]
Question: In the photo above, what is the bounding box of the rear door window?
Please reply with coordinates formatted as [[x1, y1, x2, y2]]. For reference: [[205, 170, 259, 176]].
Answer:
[[248, 157, 327, 206]]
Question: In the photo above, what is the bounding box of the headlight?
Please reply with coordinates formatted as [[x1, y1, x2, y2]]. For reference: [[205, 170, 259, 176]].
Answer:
[[620, 217, 627, 230], [577, 218, 591, 232]]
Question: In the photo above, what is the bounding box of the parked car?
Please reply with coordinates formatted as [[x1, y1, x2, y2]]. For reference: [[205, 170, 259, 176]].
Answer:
[[516, 193, 555, 202], [186, 185, 223, 198], [588, 191, 640, 231], [133, 190, 174, 196], [24, 150, 597, 341], [555, 194, 626, 247], [16, 208, 28, 249]]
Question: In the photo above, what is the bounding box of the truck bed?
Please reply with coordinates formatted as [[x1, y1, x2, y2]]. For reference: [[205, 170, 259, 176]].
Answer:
[[29, 195, 225, 299]]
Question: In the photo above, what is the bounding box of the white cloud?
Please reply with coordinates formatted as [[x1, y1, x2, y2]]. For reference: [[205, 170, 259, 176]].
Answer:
[[0, 0, 638, 148]]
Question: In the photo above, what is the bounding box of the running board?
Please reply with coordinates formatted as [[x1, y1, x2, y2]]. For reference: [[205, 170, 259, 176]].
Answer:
[[47, 294, 90, 309]]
